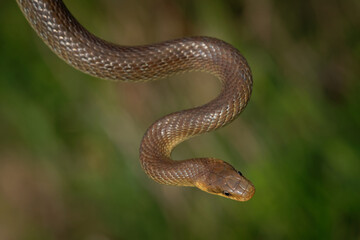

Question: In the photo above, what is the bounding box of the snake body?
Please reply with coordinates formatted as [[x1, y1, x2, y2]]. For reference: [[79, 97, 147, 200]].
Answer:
[[17, 0, 255, 201]]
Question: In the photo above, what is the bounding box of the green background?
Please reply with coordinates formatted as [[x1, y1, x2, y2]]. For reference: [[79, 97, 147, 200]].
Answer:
[[1, 0, 359, 239]]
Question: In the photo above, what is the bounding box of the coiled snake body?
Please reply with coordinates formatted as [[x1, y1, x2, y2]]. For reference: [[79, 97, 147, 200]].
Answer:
[[17, 0, 255, 201]]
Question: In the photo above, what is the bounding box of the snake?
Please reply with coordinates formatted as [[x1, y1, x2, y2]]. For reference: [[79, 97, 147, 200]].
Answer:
[[17, 0, 255, 201]]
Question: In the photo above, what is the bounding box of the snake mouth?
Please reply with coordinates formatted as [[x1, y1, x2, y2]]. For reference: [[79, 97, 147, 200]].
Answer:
[[198, 184, 255, 202]]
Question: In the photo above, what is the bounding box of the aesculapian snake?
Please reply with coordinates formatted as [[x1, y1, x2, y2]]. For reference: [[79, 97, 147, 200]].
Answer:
[[17, 0, 255, 201]]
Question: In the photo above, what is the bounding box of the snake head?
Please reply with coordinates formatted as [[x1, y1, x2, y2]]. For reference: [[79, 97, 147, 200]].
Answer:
[[194, 159, 255, 201]]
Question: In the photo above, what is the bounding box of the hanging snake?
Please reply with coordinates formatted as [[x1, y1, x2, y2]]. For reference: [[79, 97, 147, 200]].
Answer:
[[17, 0, 255, 201]]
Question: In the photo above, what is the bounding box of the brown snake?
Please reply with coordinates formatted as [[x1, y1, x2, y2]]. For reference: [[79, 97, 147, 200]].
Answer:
[[17, 0, 255, 201]]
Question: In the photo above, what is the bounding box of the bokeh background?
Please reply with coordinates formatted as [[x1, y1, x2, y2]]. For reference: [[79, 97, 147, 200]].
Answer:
[[1, 0, 359, 239]]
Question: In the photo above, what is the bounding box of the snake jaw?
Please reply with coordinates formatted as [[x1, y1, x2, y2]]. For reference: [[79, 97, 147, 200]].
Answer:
[[194, 160, 255, 201]]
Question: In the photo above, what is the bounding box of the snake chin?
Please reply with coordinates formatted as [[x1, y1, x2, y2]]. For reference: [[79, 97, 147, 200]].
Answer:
[[194, 159, 255, 201]]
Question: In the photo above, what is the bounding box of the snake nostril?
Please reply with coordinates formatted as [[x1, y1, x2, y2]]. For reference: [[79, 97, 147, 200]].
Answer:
[[237, 171, 243, 176]]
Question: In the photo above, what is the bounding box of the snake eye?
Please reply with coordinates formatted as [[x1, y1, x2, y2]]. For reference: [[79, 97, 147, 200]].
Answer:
[[223, 191, 230, 196], [237, 171, 243, 176]]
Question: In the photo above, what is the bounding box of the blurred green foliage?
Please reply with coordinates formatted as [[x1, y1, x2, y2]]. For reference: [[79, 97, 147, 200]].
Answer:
[[1, 0, 359, 239]]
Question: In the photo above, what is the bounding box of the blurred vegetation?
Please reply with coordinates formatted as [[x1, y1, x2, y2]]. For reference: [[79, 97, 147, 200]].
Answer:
[[1, 0, 359, 239]]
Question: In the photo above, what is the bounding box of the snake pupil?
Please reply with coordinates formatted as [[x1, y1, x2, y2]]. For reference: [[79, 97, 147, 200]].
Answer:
[[223, 191, 230, 196], [237, 171, 243, 176]]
